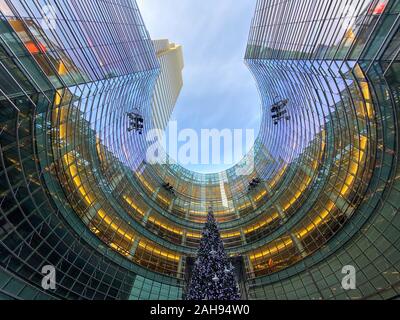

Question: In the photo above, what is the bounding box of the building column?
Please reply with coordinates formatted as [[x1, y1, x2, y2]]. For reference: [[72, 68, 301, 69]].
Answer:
[[168, 198, 175, 213], [181, 230, 187, 246], [290, 233, 307, 258], [240, 228, 247, 245], [130, 237, 140, 256], [151, 187, 161, 200], [235, 208, 241, 219], [177, 256, 184, 278], [276, 204, 287, 222], [142, 208, 151, 225], [244, 255, 255, 278]]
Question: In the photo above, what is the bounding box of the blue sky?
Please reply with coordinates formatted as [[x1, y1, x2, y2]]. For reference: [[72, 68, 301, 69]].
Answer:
[[137, 0, 261, 173]]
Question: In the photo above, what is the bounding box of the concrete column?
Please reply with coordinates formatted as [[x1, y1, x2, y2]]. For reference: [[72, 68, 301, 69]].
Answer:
[[290, 233, 307, 258], [181, 231, 187, 246], [168, 198, 175, 212], [142, 208, 151, 224], [151, 187, 161, 200], [245, 255, 255, 278], [276, 204, 287, 222], [130, 237, 140, 256], [177, 256, 184, 278], [240, 228, 247, 244]]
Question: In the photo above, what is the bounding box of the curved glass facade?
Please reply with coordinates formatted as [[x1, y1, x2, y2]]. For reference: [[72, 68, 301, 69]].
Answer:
[[244, 0, 400, 299], [0, 0, 399, 300]]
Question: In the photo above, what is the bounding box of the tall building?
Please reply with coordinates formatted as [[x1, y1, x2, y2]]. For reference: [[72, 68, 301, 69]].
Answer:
[[152, 39, 184, 132], [243, 0, 400, 299], [0, 0, 399, 301]]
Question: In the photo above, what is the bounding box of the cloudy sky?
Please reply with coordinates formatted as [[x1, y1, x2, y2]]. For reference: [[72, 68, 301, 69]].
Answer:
[[137, 0, 261, 173]]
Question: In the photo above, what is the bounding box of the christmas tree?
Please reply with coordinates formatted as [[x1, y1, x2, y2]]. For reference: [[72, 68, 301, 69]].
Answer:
[[186, 208, 241, 300]]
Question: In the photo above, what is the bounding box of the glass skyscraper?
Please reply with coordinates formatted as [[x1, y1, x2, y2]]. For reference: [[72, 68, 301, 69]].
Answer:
[[0, 0, 399, 300], [152, 39, 184, 132]]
